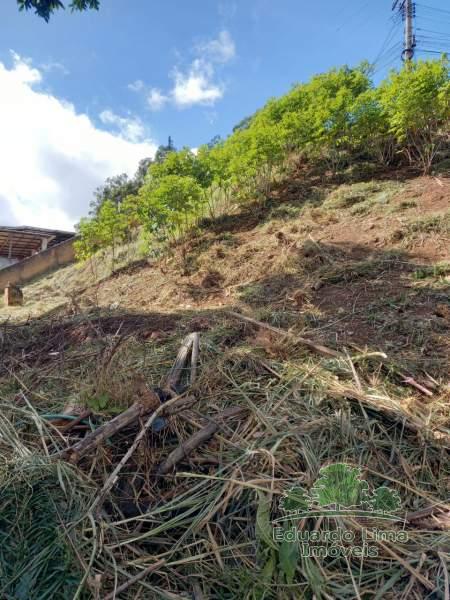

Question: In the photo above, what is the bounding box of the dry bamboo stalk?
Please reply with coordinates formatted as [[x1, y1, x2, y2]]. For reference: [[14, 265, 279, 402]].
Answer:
[[227, 311, 342, 359], [158, 406, 246, 475], [62, 397, 158, 464], [93, 393, 189, 512], [190, 332, 200, 384], [163, 332, 197, 391]]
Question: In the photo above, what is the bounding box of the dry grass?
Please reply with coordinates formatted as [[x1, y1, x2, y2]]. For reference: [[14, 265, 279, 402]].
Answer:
[[0, 305, 449, 598], [0, 173, 449, 598]]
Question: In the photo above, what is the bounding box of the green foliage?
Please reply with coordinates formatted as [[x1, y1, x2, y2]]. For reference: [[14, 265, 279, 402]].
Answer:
[[137, 174, 204, 238], [87, 392, 110, 412], [90, 172, 138, 216], [75, 59, 449, 260], [154, 136, 176, 164], [74, 216, 101, 261], [278, 537, 299, 584], [74, 200, 127, 266], [379, 58, 450, 173], [17, 0, 99, 21]]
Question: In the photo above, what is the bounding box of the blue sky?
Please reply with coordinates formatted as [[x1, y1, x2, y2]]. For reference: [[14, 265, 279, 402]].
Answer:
[[0, 0, 449, 228]]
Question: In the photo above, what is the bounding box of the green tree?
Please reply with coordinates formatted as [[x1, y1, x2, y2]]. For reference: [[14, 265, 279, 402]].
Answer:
[[154, 136, 176, 164], [379, 57, 450, 173], [17, 0, 99, 21], [134, 157, 154, 187], [149, 148, 212, 189], [352, 88, 395, 165], [74, 216, 101, 261], [309, 463, 370, 510], [138, 175, 203, 240], [96, 199, 128, 268], [90, 173, 138, 216]]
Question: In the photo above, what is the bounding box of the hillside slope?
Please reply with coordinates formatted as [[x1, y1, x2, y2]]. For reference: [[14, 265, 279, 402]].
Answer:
[[5, 173, 449, 373], [1, 171, 449, 599]]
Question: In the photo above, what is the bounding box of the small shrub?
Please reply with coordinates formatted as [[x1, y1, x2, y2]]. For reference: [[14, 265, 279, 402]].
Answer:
[[269, 203, 302, 220], [405, 213, 450, 237], [413, 262, 450, 280]]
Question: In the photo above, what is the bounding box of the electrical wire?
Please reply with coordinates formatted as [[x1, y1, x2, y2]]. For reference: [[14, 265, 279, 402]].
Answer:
[[416, 3, 450, 17], [372, 16, 403, 65], [416, 48, 450, 55], [336, 0, 374, 32], [372, 43, 403, 76]]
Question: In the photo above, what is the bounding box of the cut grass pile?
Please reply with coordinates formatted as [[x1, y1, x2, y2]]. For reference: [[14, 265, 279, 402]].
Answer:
[[0, 308, 449, 599]]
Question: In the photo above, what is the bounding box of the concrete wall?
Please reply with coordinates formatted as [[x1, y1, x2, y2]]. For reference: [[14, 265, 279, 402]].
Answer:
[[0, 237, 76, 290], [0, 257, 18, 269]]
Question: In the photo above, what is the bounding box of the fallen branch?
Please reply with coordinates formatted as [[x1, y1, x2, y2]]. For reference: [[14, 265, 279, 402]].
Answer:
[[401, 374, 433, 397], [60, 387, 161, 464], [92, 393, 190, 513], [59, 334, 200, 464], [227, 311, 342, 359], [163, 332, 198, 391], [158, 406, 245, 475]]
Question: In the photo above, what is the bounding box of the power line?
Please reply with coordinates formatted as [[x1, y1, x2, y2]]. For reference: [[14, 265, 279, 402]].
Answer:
[[336, 0, 373, 32], [373, 17, 403, 65], [416, 3, 450, 17], [417, 28, 450, 38], [372, 43, 404, 75], [417, 47, 450, 54]]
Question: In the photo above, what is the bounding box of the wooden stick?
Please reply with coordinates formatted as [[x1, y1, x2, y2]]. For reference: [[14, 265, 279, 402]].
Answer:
[[59, 409, 93, 434], [227, 311, 342, 359], [190, 332, 200, 384], [103, 560, 165, 600], [92, 394, 189, 513], [158, 406, 245, 475], [402, 375, 433, 397], [163, 332, 197, 390], [61, 389, 161, 464]]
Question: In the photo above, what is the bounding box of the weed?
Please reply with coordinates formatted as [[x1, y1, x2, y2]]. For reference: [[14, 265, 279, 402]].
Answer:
[[404, 212, 450, 237], [413, 262, 450, 280]]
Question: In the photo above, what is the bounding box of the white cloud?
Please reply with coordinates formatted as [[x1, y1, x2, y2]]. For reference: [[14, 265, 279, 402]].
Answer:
[[171, 59, 223, 107], [99, 109, 148, 143], [0, 52, 157, 231], [40, 60, 70, 76], [128, 79, 144, 92], [131, 31, 235, 111], [196, 30, 236, 64], [147, 88, 169, 111]]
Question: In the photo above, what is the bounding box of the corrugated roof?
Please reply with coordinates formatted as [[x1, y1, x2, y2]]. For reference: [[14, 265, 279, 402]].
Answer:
[[0, 226, 75, 260]]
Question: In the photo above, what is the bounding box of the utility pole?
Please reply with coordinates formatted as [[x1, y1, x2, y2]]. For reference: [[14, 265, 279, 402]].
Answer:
[[392, 0, 416, 61]]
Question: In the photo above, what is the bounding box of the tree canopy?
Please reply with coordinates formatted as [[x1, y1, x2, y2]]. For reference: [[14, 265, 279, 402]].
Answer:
[[17, 0, 99, 21]]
